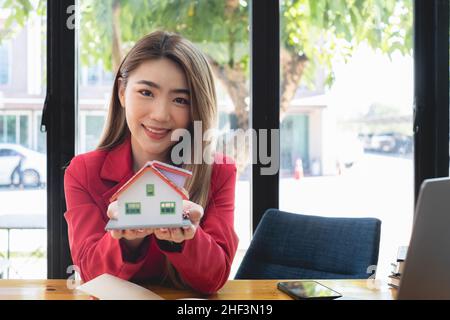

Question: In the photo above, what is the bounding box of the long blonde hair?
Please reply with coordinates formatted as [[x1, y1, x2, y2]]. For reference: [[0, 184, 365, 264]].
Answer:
[[97, 30, 217, 288]]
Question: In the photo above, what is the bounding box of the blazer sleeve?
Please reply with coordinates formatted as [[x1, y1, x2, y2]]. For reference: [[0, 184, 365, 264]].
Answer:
[[157, 161, 239, 294], [64, 156, 149, 282]]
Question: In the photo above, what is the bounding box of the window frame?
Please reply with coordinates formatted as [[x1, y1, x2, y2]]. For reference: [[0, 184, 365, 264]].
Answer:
[[146, 184, 155, 197], [46, 0, 75, 279], [0, 111, 33, 147], [413, 0, 449, 206], [250, 0, 280, 232], [47, 0, 449, 277], [160, 201, 176, 215], [125, 202, 141, 215]]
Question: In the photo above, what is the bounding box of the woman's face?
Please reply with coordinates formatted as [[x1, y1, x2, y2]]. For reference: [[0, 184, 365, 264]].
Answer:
[[118, 58, 191, 164]]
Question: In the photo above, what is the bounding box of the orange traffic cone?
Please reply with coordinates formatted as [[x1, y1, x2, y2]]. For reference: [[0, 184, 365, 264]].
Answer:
[[294, 158, 304, 180]]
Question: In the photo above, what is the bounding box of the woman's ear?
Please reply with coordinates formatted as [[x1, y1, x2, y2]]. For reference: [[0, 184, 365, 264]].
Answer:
[[117, 77, 126, 108]]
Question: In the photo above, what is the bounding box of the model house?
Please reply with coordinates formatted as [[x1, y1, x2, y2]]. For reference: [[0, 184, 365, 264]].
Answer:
[[105, 161, 192, 230]]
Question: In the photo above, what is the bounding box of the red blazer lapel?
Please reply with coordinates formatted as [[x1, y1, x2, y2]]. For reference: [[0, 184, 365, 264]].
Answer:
[[100, 136, 134, 205]]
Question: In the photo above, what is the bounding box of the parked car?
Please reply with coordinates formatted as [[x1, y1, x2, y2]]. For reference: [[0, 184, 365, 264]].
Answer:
[[369, 133, 397, 153], [364, 132, 412, 154], [0, 144, 46, 188]]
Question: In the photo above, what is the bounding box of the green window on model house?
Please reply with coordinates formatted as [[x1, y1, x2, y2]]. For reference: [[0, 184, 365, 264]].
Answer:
[[146, 184, 155, 196], [160, 202, 176, 215], [125, 202, 141, 215]]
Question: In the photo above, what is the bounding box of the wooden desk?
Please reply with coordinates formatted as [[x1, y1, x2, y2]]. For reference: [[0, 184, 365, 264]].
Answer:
[[0, 279, 396, 300]]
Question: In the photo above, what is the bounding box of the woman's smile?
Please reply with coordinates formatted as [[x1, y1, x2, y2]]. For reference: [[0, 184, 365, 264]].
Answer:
[[142, 124, 171, 140]]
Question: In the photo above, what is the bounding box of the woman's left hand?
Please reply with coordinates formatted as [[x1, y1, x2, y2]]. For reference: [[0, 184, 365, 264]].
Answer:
[[154, 199, 204, 243]]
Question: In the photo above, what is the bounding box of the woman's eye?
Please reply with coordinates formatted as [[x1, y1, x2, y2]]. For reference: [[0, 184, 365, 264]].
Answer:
[[139, 90, 153, 97], [174, 97, 190, 105]]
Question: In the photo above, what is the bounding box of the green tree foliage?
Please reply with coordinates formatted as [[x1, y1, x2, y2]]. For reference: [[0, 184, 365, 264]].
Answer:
[[2, 0, 413, 123], [281, 0, 412, 86], [0, 0, 45, 41]]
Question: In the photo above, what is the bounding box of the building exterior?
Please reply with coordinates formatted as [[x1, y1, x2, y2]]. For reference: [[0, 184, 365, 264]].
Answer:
[[0, 10, 112, 155], [1, 9, 341, 179], [282, 93, 339, 176]]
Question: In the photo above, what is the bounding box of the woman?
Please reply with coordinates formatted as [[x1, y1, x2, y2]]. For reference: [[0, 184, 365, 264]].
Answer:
[[64, 31, 238, 294]]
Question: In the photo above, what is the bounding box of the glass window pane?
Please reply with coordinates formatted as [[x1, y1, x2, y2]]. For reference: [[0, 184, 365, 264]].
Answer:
[[84, 114, 105, 153], [6, 115, 16, 143], [19, 115, 29, 147], [77, 0, 250, 279], [0, 42, 9, 85], [0, 2, 47, 279], [0, 115, 4, 142], [146, 184, 155, 196], [126, 203, 141, 215], [280, 0, 414, 280], [36, 114, 46, 153]]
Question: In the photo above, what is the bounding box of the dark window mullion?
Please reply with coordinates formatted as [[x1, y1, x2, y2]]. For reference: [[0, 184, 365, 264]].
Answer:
[[414, 0, 449, 207], [46, 0, 75, 279], [251, 0, 280, 232]]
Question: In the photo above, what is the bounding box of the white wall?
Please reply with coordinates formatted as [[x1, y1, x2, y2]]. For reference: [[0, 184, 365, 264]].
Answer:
[[118, 171, 184, 228]]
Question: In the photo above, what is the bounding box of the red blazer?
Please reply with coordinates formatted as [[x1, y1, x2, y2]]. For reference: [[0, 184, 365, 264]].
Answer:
[[64, 136, 238, 294]]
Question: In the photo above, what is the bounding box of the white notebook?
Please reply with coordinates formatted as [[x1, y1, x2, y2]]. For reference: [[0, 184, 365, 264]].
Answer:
[[76, 273, 164, 300]]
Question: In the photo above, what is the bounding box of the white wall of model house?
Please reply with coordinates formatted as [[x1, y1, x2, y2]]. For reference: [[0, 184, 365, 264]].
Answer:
[[117, 170, 184, 228]]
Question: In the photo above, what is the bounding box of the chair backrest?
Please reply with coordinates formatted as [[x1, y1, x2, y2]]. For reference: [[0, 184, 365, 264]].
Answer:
[[235, 209, 381, 279]]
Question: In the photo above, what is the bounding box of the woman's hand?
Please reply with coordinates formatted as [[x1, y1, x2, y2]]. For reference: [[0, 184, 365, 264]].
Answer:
[[154, 199, 204, 243], [106, 201, 154, 248]]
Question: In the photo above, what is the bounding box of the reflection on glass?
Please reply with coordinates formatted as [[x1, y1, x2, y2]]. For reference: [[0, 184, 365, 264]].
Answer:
[[78, 0, 250, 278], [84, 115, 105, 152], [19, 115, 28, 147], [280, 0, 413, 280], [279, 281, 341, 299], [0, 42, 9, 85], [6, 115, 15, 143], [0, 1, 47, 279]]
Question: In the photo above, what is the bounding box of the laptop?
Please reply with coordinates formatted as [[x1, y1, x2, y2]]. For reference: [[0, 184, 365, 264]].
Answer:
[[397, 177, 450, 299]]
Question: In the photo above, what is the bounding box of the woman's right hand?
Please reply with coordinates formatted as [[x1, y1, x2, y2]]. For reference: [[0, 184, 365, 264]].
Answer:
[[106, 201, 154, 243]]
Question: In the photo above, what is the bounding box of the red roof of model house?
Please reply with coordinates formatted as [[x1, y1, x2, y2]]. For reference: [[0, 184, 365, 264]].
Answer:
[[110, 160, 192, 202]]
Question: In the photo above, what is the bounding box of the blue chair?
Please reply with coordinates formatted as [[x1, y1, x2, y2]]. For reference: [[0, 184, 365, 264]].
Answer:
[[235, 209, 381, 279]]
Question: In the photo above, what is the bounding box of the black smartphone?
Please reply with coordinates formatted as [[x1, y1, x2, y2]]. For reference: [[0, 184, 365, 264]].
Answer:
[[277, 281, 342, 300]]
